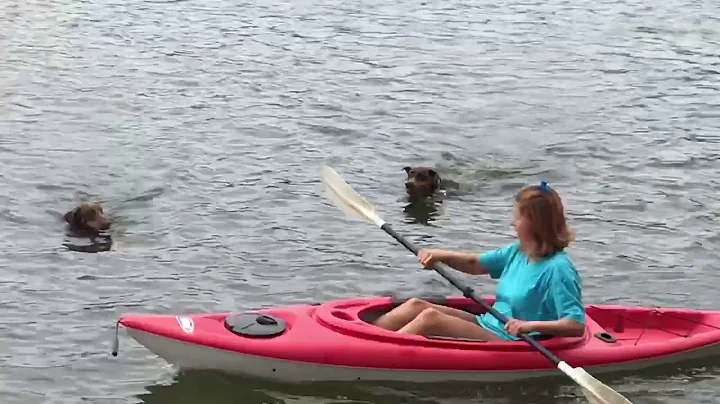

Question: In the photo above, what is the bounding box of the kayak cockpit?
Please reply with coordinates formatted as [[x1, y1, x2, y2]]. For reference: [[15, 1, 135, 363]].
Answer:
[[314, 295, 587, 350], [357, 295, 464, 323], [356, 295, 501, 343]]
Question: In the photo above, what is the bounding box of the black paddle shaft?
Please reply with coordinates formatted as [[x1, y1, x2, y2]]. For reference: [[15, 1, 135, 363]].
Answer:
[[380, 223, 563, 366]]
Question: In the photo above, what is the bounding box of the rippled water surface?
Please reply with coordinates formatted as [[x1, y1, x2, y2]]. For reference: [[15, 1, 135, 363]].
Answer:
[[2, 0, 720, 402]]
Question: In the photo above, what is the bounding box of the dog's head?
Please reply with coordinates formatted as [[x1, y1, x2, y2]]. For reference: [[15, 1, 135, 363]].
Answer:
[[64, 202, 110, 233], [403, 166, 441, 198]]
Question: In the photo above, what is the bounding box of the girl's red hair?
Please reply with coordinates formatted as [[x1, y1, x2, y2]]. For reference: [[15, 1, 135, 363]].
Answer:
[[515, 182, 574, 258]]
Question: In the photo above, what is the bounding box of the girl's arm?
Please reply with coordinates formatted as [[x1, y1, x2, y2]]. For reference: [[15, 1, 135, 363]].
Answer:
[[419, 242, 518, 278], [419, 249, 488, 276], [526, 318, 585, 337]]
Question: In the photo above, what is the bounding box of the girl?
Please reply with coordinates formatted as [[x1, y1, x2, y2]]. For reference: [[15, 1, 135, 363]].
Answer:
[[374, 181, 586, 341]]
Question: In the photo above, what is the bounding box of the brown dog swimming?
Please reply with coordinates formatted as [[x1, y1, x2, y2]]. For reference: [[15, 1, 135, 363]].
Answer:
[[64, 201, 111, 234], [403, 166, 442, 198]]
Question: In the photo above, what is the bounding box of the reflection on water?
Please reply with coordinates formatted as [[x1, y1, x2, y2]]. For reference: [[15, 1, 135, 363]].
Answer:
[[136, 370, 585, 404], [135, 359, 720, 404], [62, 233, 114, 253], [402, 197, 443, 225]]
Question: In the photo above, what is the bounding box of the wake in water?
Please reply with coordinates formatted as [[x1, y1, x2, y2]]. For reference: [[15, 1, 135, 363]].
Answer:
[[399, 151, 538, 226]]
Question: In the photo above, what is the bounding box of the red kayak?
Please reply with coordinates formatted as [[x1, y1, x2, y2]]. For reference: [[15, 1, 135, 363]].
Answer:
[[114, 295, 720, 383]]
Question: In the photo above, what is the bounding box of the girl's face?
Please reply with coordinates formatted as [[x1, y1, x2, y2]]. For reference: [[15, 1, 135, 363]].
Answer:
[[511, 204, 532, 243]]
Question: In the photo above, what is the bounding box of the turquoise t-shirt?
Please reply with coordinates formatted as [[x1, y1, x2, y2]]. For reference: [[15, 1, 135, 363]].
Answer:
[[475, 241, 585, 341]]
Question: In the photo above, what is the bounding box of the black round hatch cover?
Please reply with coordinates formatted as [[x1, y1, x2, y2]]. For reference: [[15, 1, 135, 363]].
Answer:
[[224, 312, 286, 338]]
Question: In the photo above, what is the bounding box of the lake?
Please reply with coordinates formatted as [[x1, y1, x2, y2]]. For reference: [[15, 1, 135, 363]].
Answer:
[[1, 0, 719, 402]]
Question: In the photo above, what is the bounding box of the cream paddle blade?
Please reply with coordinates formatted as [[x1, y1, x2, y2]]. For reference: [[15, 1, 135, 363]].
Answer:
[[321, 165, 386, 228], [558, 363, 634, 404]]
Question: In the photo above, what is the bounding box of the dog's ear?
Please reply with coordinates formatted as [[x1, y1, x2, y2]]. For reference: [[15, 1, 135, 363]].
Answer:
[[63, 209, 76, 224], [74, 207, 86, 225], [64, 207, 84, 226], [428, 169, 441, 188]]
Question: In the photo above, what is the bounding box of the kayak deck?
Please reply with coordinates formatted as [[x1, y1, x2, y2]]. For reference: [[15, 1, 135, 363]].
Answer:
[[116, 295, 720, 382], [317, 296, 720, 356]]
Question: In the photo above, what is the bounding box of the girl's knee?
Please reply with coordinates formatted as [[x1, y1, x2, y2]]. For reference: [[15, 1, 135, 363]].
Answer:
[[405, 297, 429, 310], [417, 307, 442, 324]]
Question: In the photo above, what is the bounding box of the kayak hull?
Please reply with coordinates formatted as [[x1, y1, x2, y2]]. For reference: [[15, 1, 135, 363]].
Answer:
[[117, 295, 720, 383], [125, 327, 720, 383]]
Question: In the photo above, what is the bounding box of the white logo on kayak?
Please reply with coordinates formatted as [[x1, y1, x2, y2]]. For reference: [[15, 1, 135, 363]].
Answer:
[[176, 316, 194, 333]]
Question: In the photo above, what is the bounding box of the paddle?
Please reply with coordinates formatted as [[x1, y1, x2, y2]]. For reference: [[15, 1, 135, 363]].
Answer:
[[320, 164, 633, 404]]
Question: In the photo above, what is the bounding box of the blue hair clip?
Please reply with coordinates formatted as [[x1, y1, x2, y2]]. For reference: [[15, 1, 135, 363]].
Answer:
[[515, 181, 551, 201]]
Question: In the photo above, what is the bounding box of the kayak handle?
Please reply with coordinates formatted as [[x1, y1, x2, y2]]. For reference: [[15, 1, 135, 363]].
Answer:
[[111, 320, 120, 357], [257, 314, 278, 326], [380, 222, 563, 366], [594, 331, 617, 343]]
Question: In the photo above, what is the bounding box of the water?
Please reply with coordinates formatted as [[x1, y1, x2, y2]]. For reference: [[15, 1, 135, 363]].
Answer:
[[1, 0, 719, 402]]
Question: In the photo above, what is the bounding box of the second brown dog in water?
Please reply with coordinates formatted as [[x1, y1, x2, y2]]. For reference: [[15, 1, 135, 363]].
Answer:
[[63, 201, 111, 234], [403, 166, 442, 198]]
